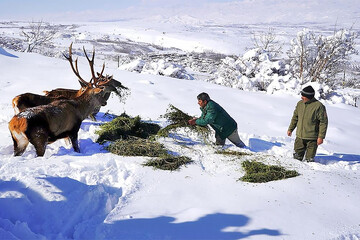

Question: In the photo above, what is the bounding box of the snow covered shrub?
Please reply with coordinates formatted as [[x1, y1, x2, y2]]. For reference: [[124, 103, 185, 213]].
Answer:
[[210, 48, 287, 92], [120, 59, 193, 80], [287, 28, 358, 87], [240, 160, 299, 183], [142, 59, 193, 80], [119, 59, 146, 73], [0, 36, 23, 51]]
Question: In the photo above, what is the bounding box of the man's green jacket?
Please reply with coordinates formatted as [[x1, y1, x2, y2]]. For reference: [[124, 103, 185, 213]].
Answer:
[[195, 100, 237, 139], [288, 98, 328, 140]]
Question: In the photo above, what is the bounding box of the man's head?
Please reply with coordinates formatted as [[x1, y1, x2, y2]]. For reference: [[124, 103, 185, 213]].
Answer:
[[197, 92, 210, 108], [301, 86, 315, 102]]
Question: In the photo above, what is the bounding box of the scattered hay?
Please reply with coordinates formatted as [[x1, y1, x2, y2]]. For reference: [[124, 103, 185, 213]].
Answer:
[[96, 114, 160, 143], [143, 155, 193, 171], [240, 160, 299, 183], [158, 104, 210, 139], [215, 150, 252, 156], [106, 136, 168, 157], [96, 111, 194, 171]]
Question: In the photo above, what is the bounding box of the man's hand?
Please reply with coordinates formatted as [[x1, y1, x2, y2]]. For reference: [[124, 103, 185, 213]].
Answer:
[[317, 138, 324, 145], [287, 131, 292, 137], [188, 118, 197, 126]]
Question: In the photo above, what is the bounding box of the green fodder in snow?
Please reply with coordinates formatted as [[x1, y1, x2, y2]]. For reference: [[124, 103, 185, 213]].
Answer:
[[240, 160, 299, 183], [143, 155, 193, 171], [158, 104, 210, 138], [96, 114, 160, 143], [215, 150, 252, 156], [106, 137, 167, 157]]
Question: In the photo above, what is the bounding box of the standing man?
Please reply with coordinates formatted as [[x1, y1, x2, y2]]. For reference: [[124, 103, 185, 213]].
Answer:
[[188, 92, 246, 148], [287, 86, 328, 162]]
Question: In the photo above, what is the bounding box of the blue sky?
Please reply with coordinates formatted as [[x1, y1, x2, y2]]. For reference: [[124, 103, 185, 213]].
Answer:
[[0, 0, 238, 20]]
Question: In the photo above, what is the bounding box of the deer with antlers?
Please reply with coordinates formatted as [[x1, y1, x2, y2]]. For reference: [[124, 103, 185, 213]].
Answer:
[[9, 86, 108, 156], [8, 44, 125, 157], [12, 43, 128, 120]]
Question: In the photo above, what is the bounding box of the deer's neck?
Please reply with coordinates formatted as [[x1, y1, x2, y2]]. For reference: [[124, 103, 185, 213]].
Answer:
[[75, 94, 99, 119]]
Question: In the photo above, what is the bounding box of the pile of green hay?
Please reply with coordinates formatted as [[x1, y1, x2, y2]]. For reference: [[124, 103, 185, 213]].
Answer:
[[106, 136, 168, 157], [158, 104, 210, 139], [106, 137, 193, 171], [96, 114, 160, 143], [96, 114, 193, 171], [143, 155, 193, 171], [240, 160, 299, 183]]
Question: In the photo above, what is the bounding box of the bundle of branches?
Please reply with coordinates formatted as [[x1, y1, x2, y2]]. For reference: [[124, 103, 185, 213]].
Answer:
[[96, 114, 161, 143], [106, 136, 168, 157], [240, 160, 299, 183], [143, 155, 193, 171], [158, 104, 211, 139]]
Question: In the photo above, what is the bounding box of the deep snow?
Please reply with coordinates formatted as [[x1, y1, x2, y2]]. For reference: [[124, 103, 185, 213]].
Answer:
[[1, 44, 360, 239]]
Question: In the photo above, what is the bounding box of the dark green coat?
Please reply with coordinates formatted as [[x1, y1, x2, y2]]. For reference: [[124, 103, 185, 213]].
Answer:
[[288, 98, 328, 140], [195, 100, 237, 139]]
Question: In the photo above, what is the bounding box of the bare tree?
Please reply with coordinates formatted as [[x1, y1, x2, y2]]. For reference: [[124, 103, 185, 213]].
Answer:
[[287, 28, 358, 87], [251, 28, 283, 59], [21, 20, 58, 53]]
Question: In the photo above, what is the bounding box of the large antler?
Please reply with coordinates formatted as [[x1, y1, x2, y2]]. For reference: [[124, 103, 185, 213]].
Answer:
[[63, 43, 92, 88], [83, 46, 107, 87]]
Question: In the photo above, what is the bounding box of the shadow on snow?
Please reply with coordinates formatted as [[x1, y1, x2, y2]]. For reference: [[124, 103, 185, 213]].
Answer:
[[248, 138, 283, 152], [0, 177, 122, 239], [0, 177, 282, 240], [101, 213, 282, 240], [316, 153, 360, 164]]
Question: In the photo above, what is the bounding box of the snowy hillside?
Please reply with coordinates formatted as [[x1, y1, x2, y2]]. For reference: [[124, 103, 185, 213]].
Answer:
[[1, 1, 360, 238], [1, 38, 360, 240]]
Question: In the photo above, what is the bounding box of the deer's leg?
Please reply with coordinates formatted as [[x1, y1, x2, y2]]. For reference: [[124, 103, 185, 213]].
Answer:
[[69, 134, 80, 153], [29, 127, 48, 157], [69, 123, 82, 153]]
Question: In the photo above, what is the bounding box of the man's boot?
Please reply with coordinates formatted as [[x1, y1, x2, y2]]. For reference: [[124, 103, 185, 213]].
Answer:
[[293, 152, 304, 161]]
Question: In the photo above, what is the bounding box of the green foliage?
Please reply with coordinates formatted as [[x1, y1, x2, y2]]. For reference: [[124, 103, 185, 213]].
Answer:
[[106, 136, 168, 157], [96, 114, 160, 143], [143, 155, 193, 171], [240, 160, 299, 183], [158, 104, 210, 139]]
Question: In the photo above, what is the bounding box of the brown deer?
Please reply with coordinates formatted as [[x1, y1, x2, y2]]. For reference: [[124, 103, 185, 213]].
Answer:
[[44, 43, 128, 119], [9, 85, 109, 157], [12, 43, 128, 120]]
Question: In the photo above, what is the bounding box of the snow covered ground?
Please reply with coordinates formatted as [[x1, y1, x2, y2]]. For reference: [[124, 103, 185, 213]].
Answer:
[[1, 3, 360, 238], [1, 42, 360, 239]]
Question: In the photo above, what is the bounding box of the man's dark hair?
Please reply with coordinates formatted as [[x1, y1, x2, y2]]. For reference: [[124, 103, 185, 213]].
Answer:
[[197, 92, 210, 102]]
